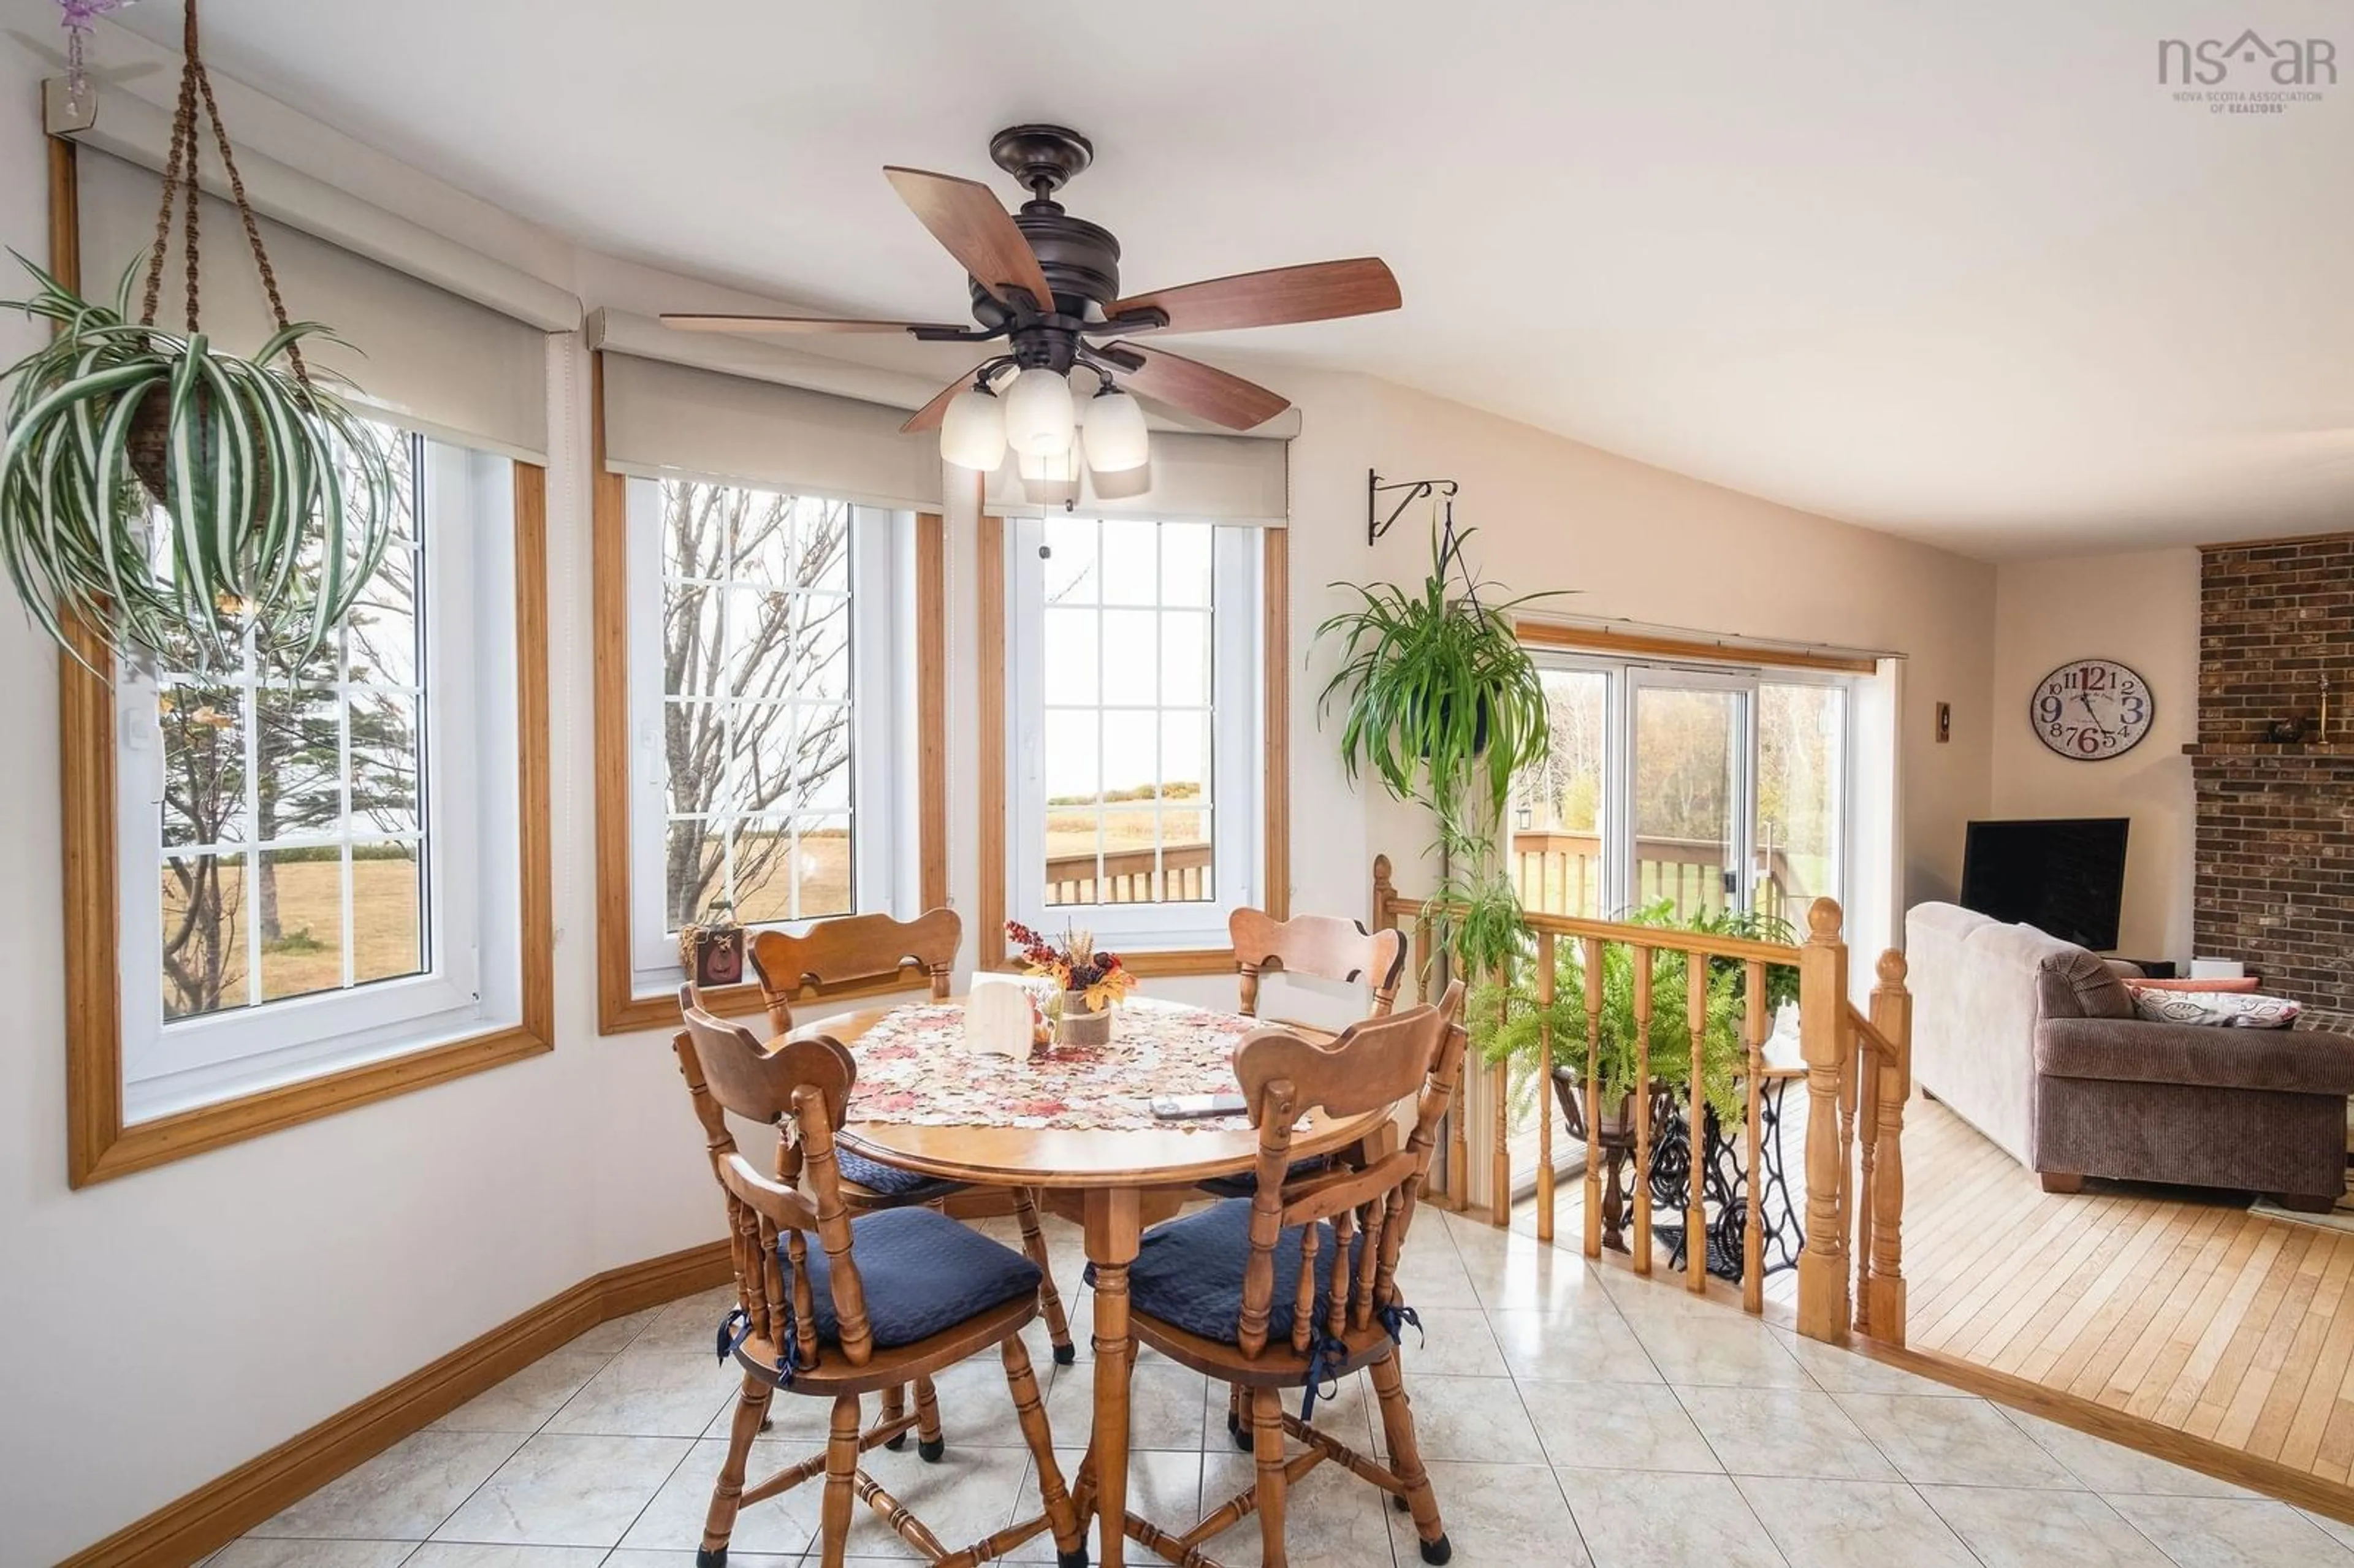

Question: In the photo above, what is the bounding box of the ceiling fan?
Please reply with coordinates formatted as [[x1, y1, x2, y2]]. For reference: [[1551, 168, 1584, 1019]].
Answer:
[[661, 124, 1400, 476]]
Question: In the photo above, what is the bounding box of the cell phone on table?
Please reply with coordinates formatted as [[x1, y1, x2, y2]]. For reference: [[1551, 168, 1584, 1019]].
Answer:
[[1150, 1092, 1247, 1120]]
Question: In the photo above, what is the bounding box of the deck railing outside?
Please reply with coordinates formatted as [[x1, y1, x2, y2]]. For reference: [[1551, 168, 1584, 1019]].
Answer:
[[1371, 853, 1909, 1347], [1510, 830, 1810, 924], [1046, 842, 1213, 906]]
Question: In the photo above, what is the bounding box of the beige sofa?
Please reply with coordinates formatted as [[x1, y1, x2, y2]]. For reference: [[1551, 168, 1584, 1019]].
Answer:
[[1905, 902, 2066, 1166], [1908, 901, 2354, 1205]]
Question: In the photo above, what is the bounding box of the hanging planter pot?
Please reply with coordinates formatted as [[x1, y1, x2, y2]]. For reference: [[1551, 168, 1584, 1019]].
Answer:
[[0, 0, 394, 670]]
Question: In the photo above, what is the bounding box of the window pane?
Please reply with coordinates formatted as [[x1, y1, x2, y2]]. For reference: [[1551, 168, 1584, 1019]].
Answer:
[[1032, 519, 1228, 916], [1044, 517, 1098, 604], [1100, 519, 1159, 605], [347, 690, 422, 835], [1162, 807, 1214, 904], [1043, 607, 1100, 707], [1758, 684, 1845, 927], [352, 842, 425, 985], [1160, 612, 1210, 708], [162, 853, 246, 1018], [1044, 710, 1100, 805], [1097, 809, 1160, 903], [1045, 809, 1098, 907], [161, 680, 247, 848], [1161, 525, 1213, 608], [1632, 686, 1738, 921], [1513, 669, 1608, 918], [257, 847, 346, 1002], [665, 818, 726, 929], [655, 480, 863, 934], [150, 423, 436, 1035]]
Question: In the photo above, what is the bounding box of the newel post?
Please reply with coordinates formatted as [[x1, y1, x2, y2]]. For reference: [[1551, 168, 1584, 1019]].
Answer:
[[1796, 898, 1851, 1343], [1867, 948, 1912, 1345]]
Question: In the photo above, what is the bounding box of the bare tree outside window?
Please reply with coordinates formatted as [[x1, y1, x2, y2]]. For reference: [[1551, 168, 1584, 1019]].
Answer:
[[658, 481, 855, 931]]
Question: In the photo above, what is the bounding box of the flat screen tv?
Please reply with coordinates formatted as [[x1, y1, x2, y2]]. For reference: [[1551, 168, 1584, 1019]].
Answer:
[[1959, 818, 2130, 951]]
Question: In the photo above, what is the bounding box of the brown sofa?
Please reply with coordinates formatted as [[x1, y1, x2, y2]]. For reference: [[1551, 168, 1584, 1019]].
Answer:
[[2033, 948, 2354, 1209]]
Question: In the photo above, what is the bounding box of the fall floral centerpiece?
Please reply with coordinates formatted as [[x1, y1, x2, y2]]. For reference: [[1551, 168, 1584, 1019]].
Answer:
[[1007, 921, 1137, 1046]]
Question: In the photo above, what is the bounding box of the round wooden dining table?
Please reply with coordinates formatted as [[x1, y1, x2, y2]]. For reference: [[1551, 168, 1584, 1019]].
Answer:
[[820, 996, 1404, 1568]]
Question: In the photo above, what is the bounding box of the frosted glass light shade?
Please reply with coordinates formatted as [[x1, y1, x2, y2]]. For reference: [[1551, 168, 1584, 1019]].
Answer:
[[1082, 388, 1149, 473], [1018, 444, 1083, 507], [1003, 367, 1076, 458], [939, 386, 1007, 470]]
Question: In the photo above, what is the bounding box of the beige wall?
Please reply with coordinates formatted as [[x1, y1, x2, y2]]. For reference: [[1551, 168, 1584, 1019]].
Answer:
[[1276, 371, 1999, 959], [1990, 547, 2200, 959]]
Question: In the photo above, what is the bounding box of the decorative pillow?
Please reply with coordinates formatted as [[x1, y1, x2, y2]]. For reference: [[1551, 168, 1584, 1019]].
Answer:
[[2130, 989, 2303, 1029], [2127, 976, 2261, 994]]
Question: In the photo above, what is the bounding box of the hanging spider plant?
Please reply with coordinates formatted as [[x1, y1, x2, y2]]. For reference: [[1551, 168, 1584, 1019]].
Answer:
[[1314, 518, 1558, 825], [0, 253, 394, 669]]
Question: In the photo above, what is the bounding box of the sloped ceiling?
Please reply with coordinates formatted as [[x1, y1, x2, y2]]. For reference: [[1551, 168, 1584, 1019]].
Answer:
[[100, 0, 2354, 560]]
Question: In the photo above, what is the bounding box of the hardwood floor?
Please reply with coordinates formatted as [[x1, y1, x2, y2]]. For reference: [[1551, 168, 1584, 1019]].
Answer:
[[1899, 1090, 2354, 1490]]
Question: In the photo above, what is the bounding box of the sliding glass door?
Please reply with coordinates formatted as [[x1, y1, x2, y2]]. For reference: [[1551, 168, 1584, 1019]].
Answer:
[[1502, 656, 1851, 1192]]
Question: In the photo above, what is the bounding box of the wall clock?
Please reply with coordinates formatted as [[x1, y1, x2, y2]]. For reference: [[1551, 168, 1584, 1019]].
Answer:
[[2032, 658, 2154, 760]]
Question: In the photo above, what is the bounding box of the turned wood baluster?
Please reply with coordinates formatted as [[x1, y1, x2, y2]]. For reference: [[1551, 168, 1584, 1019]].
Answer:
[[796, 1086, 874, 1366], [1795, 899, 1851, 1343], [1869, 949, 1913, 1345], [1685, 946, 1708, 1293], [1351, 1202, 1384, 1332], [1743, 959, 1768, 1315], [1632, 945, 1655, 1275], [1327, 1207, 1355, 1344], [1491, 961, 1512, 1227], [1582, 937, 1606, 1260], [1536, 931, 1557, 1244], [1853, 1013, 1882, 1338]]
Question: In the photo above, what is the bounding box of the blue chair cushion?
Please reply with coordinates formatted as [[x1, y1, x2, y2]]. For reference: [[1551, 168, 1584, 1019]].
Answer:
[[836, 1146, 967, 1203], [1196, 1155, 1336, 1200], [776, 1206, 1042, 1350], [1093, 1197, 1367, 1346]]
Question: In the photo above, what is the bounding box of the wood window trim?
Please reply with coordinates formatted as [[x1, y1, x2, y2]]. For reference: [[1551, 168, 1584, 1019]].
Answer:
[[975, 519, 1289, 976], [1516, 618, 1881, 676], [56, 131, 554, 1189], [588, 352, 951, 1035]]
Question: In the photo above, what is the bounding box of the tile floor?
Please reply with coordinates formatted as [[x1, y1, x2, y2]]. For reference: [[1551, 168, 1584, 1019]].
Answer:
[[207, 1207, 2354, 1567]]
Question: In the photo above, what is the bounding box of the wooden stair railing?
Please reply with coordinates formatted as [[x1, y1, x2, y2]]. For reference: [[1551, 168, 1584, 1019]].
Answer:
[[1368, 854, 1911, 1348]]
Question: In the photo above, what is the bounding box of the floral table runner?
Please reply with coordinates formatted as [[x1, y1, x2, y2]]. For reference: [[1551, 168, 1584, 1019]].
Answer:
[[845, 996, 1262, 1132]]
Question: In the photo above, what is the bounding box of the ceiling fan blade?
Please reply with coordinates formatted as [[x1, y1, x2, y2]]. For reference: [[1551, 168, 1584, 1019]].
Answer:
[[900, 365, 989, 435], [1111, 258, 1400, 335], [662, 313, 964, 334], [883, 167, 1056, 311], [1110, 343, 1290, 432]]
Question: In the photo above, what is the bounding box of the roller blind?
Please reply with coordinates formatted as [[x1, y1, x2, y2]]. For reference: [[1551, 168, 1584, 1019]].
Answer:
[[599, 351, 946, 511], [75, 149, 552, 463]]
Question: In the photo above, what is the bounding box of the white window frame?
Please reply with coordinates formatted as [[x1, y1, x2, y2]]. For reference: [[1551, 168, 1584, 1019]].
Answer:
[[1523, 650, 1857, 923], [1005, 515, 1262, 951], [113, 436, 519, 1122], [622, 477, 907, 994]]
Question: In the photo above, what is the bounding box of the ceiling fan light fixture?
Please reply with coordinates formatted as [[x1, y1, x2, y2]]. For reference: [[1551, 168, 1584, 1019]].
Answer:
[[1003, 366, 1076, 458], [1081, 387, 1150, 474], [939, 384, 1007, 470]]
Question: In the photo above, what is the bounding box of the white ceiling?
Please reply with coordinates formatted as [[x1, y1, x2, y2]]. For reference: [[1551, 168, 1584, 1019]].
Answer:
[[105, 0, 2354, 560]]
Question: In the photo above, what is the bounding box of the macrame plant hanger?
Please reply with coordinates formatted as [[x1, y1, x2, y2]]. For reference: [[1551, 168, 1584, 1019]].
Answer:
[[140, 0, 307, 379]]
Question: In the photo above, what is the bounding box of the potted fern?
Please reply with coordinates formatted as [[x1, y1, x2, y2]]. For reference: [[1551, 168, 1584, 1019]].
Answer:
[[1474, 901, 1801, 1137]]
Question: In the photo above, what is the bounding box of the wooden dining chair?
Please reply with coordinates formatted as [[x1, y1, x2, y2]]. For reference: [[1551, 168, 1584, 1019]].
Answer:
[[674, 989, 1088, 1568], [1106, 982, 1468, 1568], [748, 910, 1078, 1379], [1229, 907, 1409, 1022]]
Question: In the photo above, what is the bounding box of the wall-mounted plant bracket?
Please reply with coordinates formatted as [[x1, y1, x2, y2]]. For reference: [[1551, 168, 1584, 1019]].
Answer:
[[1368, 470, 1458, 547]]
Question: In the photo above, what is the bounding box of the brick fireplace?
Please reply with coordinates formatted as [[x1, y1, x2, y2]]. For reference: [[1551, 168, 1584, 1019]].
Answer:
[[2193, 533, 2354, 1019]]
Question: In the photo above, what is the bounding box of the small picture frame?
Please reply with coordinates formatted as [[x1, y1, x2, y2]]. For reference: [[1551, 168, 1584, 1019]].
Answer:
[[680, 901, 745, 989]]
